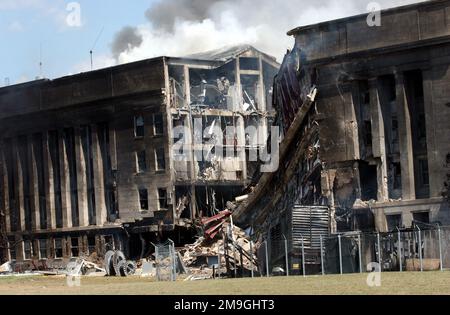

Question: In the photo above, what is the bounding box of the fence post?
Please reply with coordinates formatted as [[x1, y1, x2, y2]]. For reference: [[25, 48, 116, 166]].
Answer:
[[265, 240, 269, 277], [397, 227, 402, 272], [250, 240, 254, 278], [301, 234, 306, 277], [338, 234, 343, 275], [320, 235, 325, 276], [358, 233, 362, 274], [416, 225, 423, 272], [283, 234, 289, 277], [437, 225, 443, 272], [169, 239, 177, 282], [377, 232, 382, 272]]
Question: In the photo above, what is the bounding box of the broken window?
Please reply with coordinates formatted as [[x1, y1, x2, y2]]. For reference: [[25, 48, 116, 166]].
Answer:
[[134, 115, 145, 138], [155, 148, 166, 171], [153, 114, 164, 136], [393, 163, 402, 190], [136, 150, 147, 173], [363, 121, 373, 147], [240, 57, 259, 71], [54, 239, 63, 259], [139, 189, 149, 211], [359, 161, 378, 201], [413, 211, 430, 224], [39, 239, 47, 260], [8, 241, 17, 261], [23, 240, 33, 260], [104, 235, 115, 252], [158, 188, 168, 210], [71, 237, 79, 258], [88, 236, 96, 255], [386, 214, 402, 231]]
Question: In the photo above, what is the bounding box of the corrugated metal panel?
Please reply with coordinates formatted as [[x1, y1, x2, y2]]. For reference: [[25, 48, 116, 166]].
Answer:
[[292, 205, 330, 251]]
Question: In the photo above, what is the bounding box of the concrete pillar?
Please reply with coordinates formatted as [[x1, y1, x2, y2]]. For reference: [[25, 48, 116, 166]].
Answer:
[[236, 115, 248, 181], [235, 57, 243, 112], [369, 79, 389, 202], [91, 125, 107, 226], [258, 57, 268, 146], [43, 133, 56, 230], [28, 136, 40, 232], [74, 128, 89, 227], [59, 130, 72, 228], [395, 72, 416, 200], [0, 148, 11, 233], [422, 69, 440, 198], [13, 139, 25, 232]]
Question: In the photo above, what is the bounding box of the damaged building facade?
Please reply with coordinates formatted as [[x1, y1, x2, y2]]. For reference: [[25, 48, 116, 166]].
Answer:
[[0, 45, 279, 267], [234, 0, 450, 271]]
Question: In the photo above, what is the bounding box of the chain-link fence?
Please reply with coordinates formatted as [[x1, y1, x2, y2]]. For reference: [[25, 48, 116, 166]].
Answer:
[[257, 226, 450, 277], [154, 240, 177, 282]]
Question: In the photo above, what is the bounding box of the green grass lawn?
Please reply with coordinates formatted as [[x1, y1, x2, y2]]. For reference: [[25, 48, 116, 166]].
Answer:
[[0, 272, 449, 295]]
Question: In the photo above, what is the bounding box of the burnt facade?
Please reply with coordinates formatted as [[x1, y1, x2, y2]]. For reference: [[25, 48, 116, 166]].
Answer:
[[234, 0, 450, 267], [0, 45, 279, 266]]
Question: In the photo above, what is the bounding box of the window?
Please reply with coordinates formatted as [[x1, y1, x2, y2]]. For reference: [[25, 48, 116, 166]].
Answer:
[[363, 121, 372, 146], [139, 189, 149, 211], [104, 235, 115, 252], [413, 212, 430, 224], [153, 114, 164, 136], [136, 150, 147, 173], [386, 214, 402, 231], [23, 240, 33, 260], [71, 237, 79, 258], [54, 239, 63, 258], [158, 188, 168, 210], [155, 148, 166, 171], [419, 159, 430, 186], [393, 163, 402, 190], [8, 241, 17, 261], [134, 115, 145, 138], [39, 240, 47, 259], [88, 236, 96, 255]]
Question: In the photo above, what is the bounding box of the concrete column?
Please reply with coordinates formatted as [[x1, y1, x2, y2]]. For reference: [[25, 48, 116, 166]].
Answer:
[[0, 148, 11, 233], [43, 133, 56, 230], [91, 125, 107, 226], [395, 72, 416, 200], [59, 130, 72, 228], [258, 56, 268, 147], [235, 57, 243, 111], [422, 69, 440, 198], [13, 139, 25, 232], [369, 78, 389, 201], [74, 128, 89, 227], [236, 115, 248, 182], [28, 136, 40, 232]]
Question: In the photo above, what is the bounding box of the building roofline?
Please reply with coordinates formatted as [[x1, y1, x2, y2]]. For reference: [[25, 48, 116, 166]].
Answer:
[[287, 0, 439, 36]]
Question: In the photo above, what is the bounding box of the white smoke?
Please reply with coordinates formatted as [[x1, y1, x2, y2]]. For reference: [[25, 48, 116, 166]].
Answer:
[[113, 0, 427, 63]]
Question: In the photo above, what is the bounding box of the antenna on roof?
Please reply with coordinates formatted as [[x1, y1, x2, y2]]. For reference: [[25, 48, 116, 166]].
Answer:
[[90, 26, 105, 71], [39, 43, 43, 79]]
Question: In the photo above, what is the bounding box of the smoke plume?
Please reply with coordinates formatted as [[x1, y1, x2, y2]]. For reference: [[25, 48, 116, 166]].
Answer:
[[112, 0, 427, 63]]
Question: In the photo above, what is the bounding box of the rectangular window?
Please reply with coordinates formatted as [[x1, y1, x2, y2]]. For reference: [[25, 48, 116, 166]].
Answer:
[[54, 239, 63, 259], [8, 241, 17, 261], [393, 163, 402, 190], [104, 235, 115, 252], [134, 115, 145, 138], [158, 188, 168, 210], [136, 150, 147, 173], [386, 214, 402, 231], [153, 114, 164, 136], [71, 238, 79, 258], [419, 159, 430, 186], [139, 189, 149, 211], [155, 148, 166, 171], [363, 121, 373, 147], [39, 240, 47, 260], [88, 236, 96, 255], [23, 240, 33, 260], [413, 212, 430, 224]]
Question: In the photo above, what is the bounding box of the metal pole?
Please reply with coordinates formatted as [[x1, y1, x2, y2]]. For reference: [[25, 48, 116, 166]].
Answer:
[[283, 235, 289, 277], [397, 227, 402, 272], [320, 235, 325, 276], [338, 234, 343, 275], [438, 225, 443, 272], [301, 235, 306, 277], [358, 233, 362, 274], [265, 241, 269, 277], [416, 226, 423, 272], [250, 240, 254, 278], [377, 233, 382, 272]]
